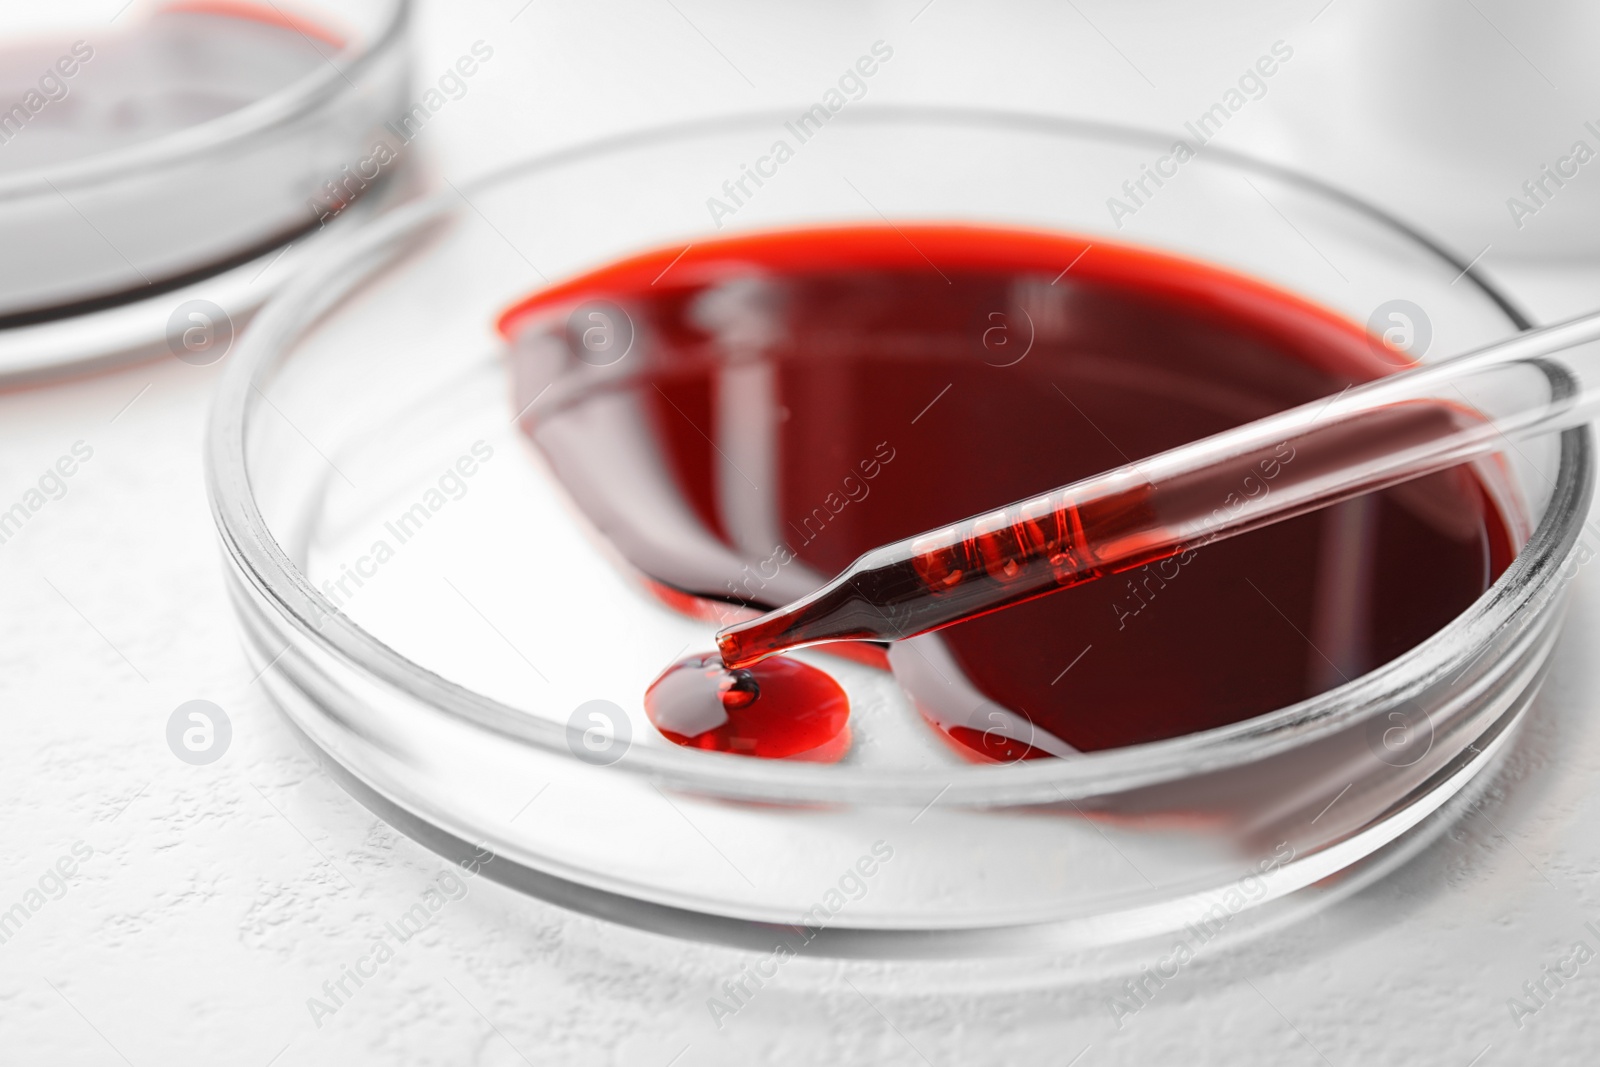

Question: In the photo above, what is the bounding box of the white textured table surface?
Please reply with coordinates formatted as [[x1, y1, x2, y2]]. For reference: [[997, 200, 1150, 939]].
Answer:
[[5, 2, 1600, 1063]]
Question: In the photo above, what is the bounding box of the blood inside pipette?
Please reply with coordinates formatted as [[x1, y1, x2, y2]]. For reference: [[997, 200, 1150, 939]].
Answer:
[[716, 395, 1503, 671]]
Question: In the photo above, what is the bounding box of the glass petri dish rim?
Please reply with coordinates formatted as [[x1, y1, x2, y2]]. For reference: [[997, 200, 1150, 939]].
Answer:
[[0, 0, 413, 201], [206, 105, 1589, 808]]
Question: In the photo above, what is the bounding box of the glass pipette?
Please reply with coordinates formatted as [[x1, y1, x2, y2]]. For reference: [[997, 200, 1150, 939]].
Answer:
[[717, 308, 1600, 669]]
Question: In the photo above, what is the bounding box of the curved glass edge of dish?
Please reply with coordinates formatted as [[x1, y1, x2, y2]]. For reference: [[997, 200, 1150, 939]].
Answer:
[[243, 586, 1541, 955], [0, 160, 423, 385]]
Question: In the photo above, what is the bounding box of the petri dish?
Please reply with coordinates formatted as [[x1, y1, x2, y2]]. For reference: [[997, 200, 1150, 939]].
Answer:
[[0, 0, 412, 383], [207, 108, 1591, 958]]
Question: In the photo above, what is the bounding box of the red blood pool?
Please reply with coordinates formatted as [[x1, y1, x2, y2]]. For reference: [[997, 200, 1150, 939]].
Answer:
[[502, 225, 1521, 759], [645, 653, 850, 759]]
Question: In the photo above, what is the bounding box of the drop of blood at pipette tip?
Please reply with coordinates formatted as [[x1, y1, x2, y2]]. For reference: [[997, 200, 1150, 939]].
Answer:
[[644, 652, 851, 760]]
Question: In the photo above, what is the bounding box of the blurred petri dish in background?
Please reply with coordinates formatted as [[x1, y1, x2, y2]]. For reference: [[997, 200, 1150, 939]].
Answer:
[[0, 0, 413, 384]]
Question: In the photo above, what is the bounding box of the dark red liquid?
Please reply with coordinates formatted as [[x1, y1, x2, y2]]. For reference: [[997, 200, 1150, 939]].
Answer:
[[645, 653, 851, 759], [501, 225, 1521, 758]]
